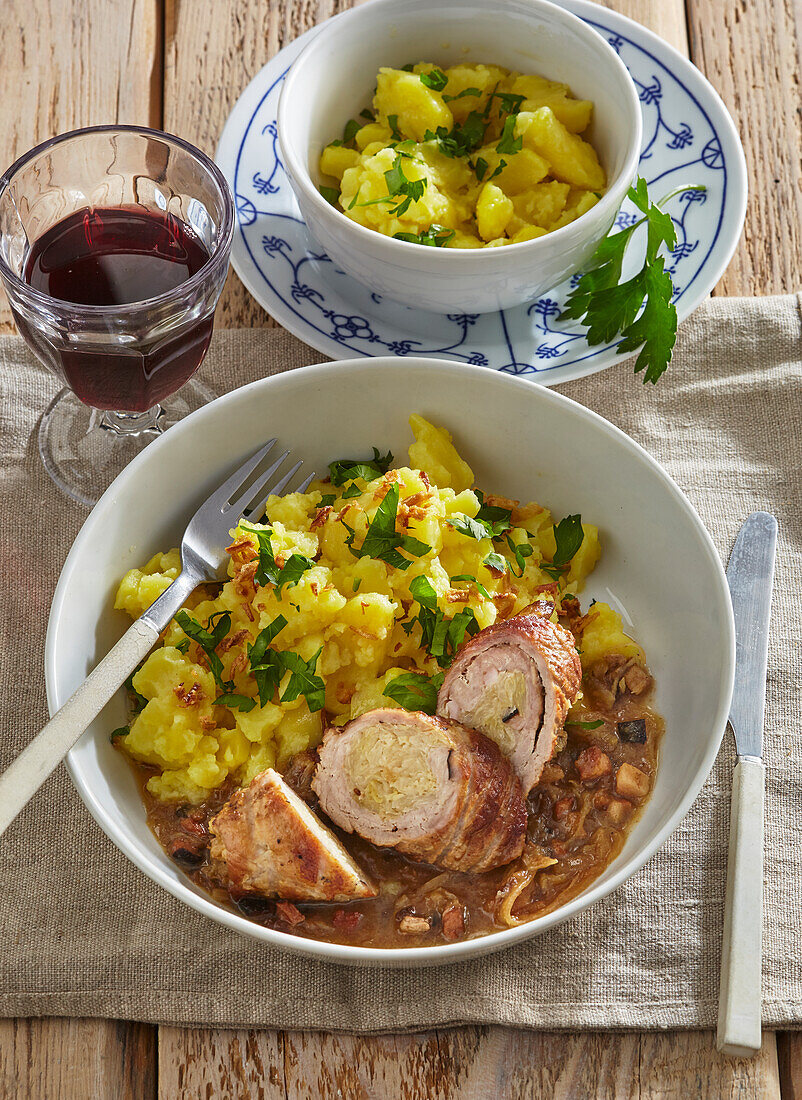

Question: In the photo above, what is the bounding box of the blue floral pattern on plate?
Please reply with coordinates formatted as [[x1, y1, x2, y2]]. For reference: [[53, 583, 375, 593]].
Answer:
[[217, 0, 746, 385]]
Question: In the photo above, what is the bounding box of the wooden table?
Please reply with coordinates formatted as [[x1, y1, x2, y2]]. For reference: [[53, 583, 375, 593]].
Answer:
[[1, 0, 800, 1096]]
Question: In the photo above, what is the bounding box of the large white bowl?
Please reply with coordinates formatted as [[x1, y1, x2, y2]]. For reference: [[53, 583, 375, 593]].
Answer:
[[277, 0, 642, 314], [46, 359, 734, 966]]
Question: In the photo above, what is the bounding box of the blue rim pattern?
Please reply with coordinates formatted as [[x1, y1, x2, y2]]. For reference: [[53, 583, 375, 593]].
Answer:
[[224, 6, 736, 379]]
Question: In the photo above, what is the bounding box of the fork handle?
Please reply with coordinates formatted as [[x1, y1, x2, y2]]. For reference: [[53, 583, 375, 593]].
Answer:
[[0, 566, 203, 839], [0, 618, 158, 837], [717, 757, 765, 1057]]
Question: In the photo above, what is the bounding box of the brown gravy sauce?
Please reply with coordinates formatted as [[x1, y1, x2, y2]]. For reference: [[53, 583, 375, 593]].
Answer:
[[132, 685, 663, 948]]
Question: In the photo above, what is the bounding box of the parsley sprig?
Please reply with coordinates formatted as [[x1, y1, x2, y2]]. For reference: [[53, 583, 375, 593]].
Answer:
[[174, 610, 256, 712], [343, 483, 431, 570], [541, 515, 585, 581], [239, 521, 314, 597], [329, 447, 394, 486], [393, 224, 455, 247], [562, 177, 706, 383], [348, 150, 427, 216], [405, 575, 479, 667]]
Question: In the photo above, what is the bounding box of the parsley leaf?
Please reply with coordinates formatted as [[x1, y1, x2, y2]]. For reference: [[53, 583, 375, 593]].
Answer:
[[318, 185, 339, 205], [450, 573, 491, 599], [318, 493, 336, 508], [567, 719, 604, 730], [424, 110, 487, 158], [475, 493, 513, 534], [340, 482, 363, 499], [561, 177, 705, 383], [383, 671, 444, 714], [496, 115, 522, 156], [280, 648, 326, 712], [407, 575, 479, 667], [473, 157, 489, 181], [215, 692, 256, 712], [443, 86, 482, 103], [174, 609, 228, 686], [111, 726, 129, 740], [387, 114, 402, 140], [238, 522, 313, 597], [343, 118, 360, 144], [484, 551, 508, 575], [344, 483, 431, 570], [393, 224, 455, 247], [360, 107, 375, 121], [329, 447, 394, 486], [504, 535, 534, 577], [446, 513, 493, 541], [541, 514, 584, 579], [419, 67, 448, 92], [352, 152, 428, 216], [491, 91, 525, 115]]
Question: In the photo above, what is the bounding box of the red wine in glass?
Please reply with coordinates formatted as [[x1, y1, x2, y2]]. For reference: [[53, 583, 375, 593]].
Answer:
[[22, 206, 213, 411]]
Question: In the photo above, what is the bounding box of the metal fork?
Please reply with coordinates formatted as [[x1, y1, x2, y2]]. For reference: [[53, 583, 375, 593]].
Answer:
[[0, 440, 313, 839]]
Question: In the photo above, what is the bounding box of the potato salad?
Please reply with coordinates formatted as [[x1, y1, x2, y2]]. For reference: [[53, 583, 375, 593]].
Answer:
[[318, 62, 606, 247]]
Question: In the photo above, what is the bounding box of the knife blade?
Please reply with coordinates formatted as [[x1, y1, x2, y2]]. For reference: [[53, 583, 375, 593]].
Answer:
[[717, 510, 777, 1057], [726, 511, 778, 759]]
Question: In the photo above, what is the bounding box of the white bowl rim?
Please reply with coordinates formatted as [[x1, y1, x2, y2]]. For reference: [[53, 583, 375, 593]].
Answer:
[[276, 0, 643, 264], [46, 356, 735, 965]]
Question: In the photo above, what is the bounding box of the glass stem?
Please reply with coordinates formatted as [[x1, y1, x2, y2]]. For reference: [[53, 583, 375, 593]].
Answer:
[[93, 405, 165, 436]]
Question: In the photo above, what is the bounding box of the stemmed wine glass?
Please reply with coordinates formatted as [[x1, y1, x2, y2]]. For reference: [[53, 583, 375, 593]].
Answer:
[[0, 125, 235, 506]]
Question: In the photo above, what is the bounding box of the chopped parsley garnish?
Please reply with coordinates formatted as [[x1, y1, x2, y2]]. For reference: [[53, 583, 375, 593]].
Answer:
[[472, 157, 506, 182], [387, 114, 402, 140], [419, 67, 448, 92], [561, 177, 706, 383], [496, 115, 522, 156], [247, 616, 287, 706], [446, 513, 494, 541], [343, 483, 431, 570], [352, 577, 362, 592], [124, 671, 147, 713], [450, 573, 491, 599], [174, 639, 190, 654], [443, 86, 482, 103], [401, 63, 415, 72], [238, 521, 314, 597], [279, 648, 326, 712], [318, 493, 336, 508], [110, 726, 129, 740], [318, 185, 339, 205], [349, 151, 427, 216], [424, 111, 487, 158], [475, 492, 513, 534], [174, 609, 256, 712], [329, 447, 394, 486], [341, 482, 363, 499], [541, 514, 585, 580], [504, 535, 534, 577], [343, 118, 360, 144], [491, 91, 525, 115], [393, 224, 455, 247], [483, 551, 508, 574], [567, 719, 604, 730], [407, 575, 479, 667], [360, 107, 375, 121], [383, 670, 444, 714]]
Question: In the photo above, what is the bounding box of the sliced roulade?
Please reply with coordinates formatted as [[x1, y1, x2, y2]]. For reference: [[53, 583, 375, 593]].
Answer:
[[312, 708, 526, 873], [437, 604, 582, 794]]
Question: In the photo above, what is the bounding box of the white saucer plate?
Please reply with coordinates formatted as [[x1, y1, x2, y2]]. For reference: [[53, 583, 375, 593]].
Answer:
[[216, 0, 747, 384]]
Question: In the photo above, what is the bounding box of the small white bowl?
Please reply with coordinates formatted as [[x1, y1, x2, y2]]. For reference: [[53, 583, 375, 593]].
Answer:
[[277, 0, 642, 314], [47, 358, 734, 967]]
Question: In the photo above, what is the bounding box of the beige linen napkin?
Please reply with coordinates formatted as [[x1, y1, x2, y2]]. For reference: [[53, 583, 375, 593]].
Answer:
[[0, 295, 800, 1032]]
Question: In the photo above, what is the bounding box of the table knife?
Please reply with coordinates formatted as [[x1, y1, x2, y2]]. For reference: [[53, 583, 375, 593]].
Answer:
[[716, 511, 777, 1057]]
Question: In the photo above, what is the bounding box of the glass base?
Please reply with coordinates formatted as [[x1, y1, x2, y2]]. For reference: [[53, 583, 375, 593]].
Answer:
[[38, 378, 216, 507]]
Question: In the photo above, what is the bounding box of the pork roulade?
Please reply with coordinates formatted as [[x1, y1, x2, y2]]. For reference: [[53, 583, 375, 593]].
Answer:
[[209, 768, 377, 902], [437, 604, 582, 794], [312, 708, 526, 873]]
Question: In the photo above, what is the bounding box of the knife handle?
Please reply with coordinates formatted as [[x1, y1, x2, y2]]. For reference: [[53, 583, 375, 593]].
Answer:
[[717, 757, 765, 1057]]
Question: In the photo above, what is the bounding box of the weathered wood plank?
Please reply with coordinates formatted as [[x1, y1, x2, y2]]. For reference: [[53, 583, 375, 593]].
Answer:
[[778, 1032, 802, 1100], [0, 1017, 157, 1100], [0, 0, 163, 330], [596, 0, 689, 55], [637, 1030, 782, 1099], [685, 0, 802, 296], [158, 1026, 787, 1098]]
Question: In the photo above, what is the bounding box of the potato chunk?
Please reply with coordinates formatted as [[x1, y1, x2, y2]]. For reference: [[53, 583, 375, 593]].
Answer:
[[476, 182, 514, 241], [518, 107, 605, 190], [375, 69, 453, 143]]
